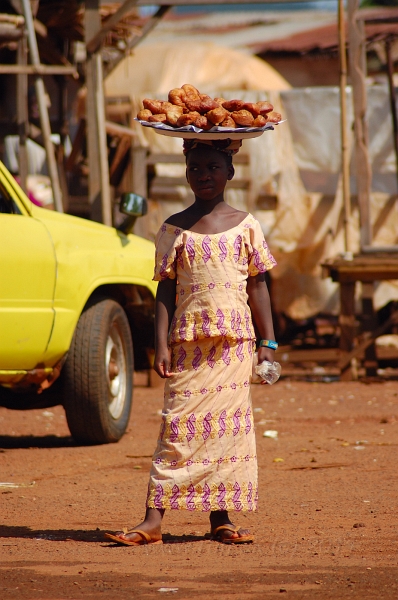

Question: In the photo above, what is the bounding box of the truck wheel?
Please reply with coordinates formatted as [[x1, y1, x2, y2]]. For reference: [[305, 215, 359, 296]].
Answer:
[[63, 298, 133, 444]]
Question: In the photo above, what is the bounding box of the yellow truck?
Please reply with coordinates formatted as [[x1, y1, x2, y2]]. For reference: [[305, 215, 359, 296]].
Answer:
[[0, 160, 157, 444]]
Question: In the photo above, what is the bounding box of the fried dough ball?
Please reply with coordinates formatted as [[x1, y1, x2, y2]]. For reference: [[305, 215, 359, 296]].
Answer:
[[137, 109, 152, 121], [222, 99, 245, 112], [214, 97, 227, 106], [231, 109, 254, 127], [266, 111, 282, 123], [176, 111, 201, 127], [256, 101, 274, 115], [185, 97, 219, 114], [253, 115, 268, 127], [165, 106, 184, 126], [168, 88, 187, 107], [220, 115, 236, 128], [143, 98, 164, 114], [194, 115, 212, 130], [182, 84, 200, 101], [242, 102, 261, 117], [148, 114, 167, 123], [206, 106, 229, 126]]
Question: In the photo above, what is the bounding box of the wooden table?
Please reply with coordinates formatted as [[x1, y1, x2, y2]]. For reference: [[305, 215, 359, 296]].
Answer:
[[322, 253, 398, 380]]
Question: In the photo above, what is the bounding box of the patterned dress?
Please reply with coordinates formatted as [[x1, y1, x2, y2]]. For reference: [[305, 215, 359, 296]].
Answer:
[[147, 213, 276, 512]]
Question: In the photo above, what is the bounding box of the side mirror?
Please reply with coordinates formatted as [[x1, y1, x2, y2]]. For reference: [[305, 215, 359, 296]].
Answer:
[[120, 193, 148, 217], [117, 193, 148, 235]]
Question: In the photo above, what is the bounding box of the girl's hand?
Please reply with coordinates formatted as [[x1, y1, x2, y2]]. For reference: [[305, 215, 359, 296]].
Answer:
[[257, 347, 275, 385], [257, 346, 275, 365], [154, 347, 173, 378]]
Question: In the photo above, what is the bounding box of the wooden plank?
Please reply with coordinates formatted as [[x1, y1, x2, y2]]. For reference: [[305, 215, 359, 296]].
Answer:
[[104, 5, 171, 77], [0, 64, 78, 76], [339, 281, 356, 380], [109, 135, 131, 180], [337, 310, 398, 371], [105, 121, 136, 138], [16, 35, 28, 194], [21, 0, 63, 213], [86, 0, 140, 54], [361, 282, 378, 376], [84, 0, 112, 225], [348, 0, 372, 248]]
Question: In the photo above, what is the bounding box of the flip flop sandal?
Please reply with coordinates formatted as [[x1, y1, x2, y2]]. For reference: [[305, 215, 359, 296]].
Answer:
[[210, 524, 254, 545], [104, 528, 163, 546]]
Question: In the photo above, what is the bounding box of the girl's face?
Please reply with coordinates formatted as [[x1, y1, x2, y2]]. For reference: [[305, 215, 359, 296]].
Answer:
[[186, 147, 234, 201]]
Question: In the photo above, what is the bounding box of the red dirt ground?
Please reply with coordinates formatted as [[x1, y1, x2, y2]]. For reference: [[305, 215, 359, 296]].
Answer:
[[1, 378, 397, 599]]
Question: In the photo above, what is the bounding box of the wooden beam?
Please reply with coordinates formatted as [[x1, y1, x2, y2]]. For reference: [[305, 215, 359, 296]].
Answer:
[[0, 64, 78, 77], [86, 0, 140, 54], [348, 0, 372, 248], [21, 0, 63, 213], [338, 0, 352, 254], [135, 0, 324, 4], [105, 120, 136, 138], [16, 34, 28, 193], [386, 39, 398, 194], [104, 5, 171, 78], [84, 0, 112, 225]]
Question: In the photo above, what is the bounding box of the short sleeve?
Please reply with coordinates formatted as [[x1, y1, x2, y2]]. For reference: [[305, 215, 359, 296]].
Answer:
[[153, 224, 180, 281], [247, 219, 277, 277]]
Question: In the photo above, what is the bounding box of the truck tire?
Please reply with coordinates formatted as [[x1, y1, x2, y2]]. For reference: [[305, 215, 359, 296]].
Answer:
[[63, 298, 133, 444]]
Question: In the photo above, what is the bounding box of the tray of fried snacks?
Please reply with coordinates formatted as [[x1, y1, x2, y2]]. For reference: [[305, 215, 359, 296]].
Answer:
[[136, 84, 283, 140]]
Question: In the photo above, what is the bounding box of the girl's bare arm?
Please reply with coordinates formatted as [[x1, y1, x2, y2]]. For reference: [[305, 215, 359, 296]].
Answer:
[[247, 273, 276, 364], [154, 278, 177, 378]]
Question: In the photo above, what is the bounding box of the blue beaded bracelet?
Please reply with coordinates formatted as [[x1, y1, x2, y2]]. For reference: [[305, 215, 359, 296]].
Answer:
[[258, 339, 278, 350]]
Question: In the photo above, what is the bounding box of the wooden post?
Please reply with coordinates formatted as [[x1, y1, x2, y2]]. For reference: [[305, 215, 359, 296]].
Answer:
[[338, 0, 352, 254], [21, 0, 63, 212], [84, 0, 112, 225], [339, 281, 356, 380], [386, 40, 398, 193], [347, 0, 372, 248], [16, 34, 28, 193], [361, 282, 378, 377]]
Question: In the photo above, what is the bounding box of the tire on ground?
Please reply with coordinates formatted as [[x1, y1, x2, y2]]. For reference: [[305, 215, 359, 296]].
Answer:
[[63, 298, 134, 444]]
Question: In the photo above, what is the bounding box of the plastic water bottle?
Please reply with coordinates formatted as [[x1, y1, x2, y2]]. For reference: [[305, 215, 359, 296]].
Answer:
[[252, 353, 281, 385]]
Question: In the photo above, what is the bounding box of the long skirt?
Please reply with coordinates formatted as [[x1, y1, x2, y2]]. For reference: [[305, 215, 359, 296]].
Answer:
[[146, 336, 258, 512]]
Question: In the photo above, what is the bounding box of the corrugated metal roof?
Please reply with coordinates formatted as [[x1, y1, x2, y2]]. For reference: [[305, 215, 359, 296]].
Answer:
[[250, 8, 398, 54]]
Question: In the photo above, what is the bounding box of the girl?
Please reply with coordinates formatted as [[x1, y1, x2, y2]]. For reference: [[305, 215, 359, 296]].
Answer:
[[106, 138, 277, 546]]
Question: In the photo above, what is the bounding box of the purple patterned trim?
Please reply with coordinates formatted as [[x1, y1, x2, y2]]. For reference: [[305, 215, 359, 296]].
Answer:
[[186, 484, 196, 511], [170, 484, 180, 510], [192, 346, 202, 370], [176, 345, 186, 372], [186, 236, 195, 265], [232, 482, 243, 511], [202, 483, 211, 511], [186, 413, 196, 442], [218, 410, 227, 438], [207, 346, 216, 369], [202, 235, 211, 263], [202, 412, 212, 441], [218, 234, 228, 262], [170, 416, 180, 443], [154, 483, 164, 508], [221, 338, 231, 365], [217, 483, 227, 511], [233, 235, 242, 263], [233, 408, 242, 436], [201, 310, 211, 338]]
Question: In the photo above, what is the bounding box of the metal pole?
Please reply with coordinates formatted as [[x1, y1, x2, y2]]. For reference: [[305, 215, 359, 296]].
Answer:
[[338, 0, 352, 254], [21, 0, 63, 212]]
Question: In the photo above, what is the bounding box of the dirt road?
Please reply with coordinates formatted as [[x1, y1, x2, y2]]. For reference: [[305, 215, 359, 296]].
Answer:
[[1, 378, 397, 599]]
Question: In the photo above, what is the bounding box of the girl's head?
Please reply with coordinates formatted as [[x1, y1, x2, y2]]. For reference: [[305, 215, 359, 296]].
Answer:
[[184, 139, 241, 202]]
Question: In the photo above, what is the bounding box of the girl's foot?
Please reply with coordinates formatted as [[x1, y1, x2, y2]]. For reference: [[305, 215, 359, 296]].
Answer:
[[209, 511, 253, 543], [106, 508, 164, 545]]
